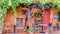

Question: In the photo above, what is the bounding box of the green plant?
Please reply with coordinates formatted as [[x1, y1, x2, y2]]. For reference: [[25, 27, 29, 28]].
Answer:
[[27, 28, 34, 32], [39, 0, 51, 5], [51, 0, 60, 8], [0, 0, 36, 22], [0, 0, 60, 25], [58, 10, 60, 21], [34, 12, 43, 18], [38, 12, 43, 15], [34, 12, 38, 16]]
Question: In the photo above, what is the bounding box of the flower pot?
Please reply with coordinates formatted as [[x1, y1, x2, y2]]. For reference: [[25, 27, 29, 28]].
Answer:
[[28, 31, 33, 34]]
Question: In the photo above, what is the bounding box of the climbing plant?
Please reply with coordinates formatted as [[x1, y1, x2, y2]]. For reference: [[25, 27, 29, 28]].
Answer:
[[39, 0, 51, 5], [51, 0, 60, 8], [0, 0, 60, 24]]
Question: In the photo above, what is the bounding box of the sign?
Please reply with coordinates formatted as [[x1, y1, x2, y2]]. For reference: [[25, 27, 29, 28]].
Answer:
[[53, 14, 58, 18], [39, 24, 47, 26]]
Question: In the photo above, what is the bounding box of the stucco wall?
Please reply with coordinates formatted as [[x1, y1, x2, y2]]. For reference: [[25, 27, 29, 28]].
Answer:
[[3, 7, 14, 33], [16, 6, 28, 32], [3, 7, 28, 33], [50, 8, 58, 26]]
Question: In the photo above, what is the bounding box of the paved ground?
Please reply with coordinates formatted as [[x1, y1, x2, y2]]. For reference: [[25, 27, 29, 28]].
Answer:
[[1, 30, 60, 34], [51, 30, 60, 34]]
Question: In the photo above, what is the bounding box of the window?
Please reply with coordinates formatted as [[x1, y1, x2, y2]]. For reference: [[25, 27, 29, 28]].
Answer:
[[16, 18, 23, 27]]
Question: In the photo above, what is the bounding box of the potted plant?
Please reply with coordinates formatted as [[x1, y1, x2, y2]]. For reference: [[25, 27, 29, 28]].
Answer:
[[27, 27, 34, 34], [34, 12, 38, 17], [34, 12, 43, 17], [34, 12, 43, 21]]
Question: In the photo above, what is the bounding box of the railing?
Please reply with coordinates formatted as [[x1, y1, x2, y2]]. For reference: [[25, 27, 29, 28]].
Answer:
[[32, 22, 47, 34]]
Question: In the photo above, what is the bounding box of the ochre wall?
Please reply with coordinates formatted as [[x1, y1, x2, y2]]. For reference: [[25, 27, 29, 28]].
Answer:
[[16, 6, 28, 32], [4, 8, 14, 26], [50, 8, 59, 27], [3, 7, 14, 33], [3, 6, 28, 33]]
